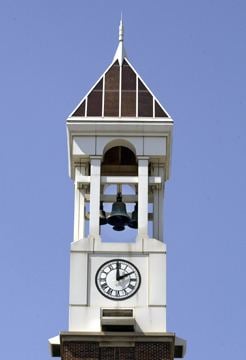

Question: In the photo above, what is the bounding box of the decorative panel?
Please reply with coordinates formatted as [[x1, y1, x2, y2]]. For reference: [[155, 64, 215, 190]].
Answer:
[[121, 92, 136, 116], [122, 61, 136, 90], [70, 59, 170, 119], [155, 101, 168, 118], [138, 79, 153, 117], [72, 100, 85, 117], [121, 61, 136, 116], [62, 342, 99, 359], [87, 79, 103, 116], [135, 342, 171, 360], [62, 342, 172, 360], [105, 61, 120, 116]]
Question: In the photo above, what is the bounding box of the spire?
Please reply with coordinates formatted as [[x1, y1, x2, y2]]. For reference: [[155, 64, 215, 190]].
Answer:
[[113, 16, 127, 65], [119, 13, 124, 42]]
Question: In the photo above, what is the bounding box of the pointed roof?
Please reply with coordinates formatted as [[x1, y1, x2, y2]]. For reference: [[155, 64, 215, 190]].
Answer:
[[69, 20, 170, 119]]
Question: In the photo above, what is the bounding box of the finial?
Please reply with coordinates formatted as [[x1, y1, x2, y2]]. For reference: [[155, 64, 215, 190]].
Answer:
[[119, 15, 124, 42], [113, 15, 127, 65]]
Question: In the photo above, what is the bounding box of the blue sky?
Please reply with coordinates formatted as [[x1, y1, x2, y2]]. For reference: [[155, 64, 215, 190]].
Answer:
[[0, 0, 245, 359]]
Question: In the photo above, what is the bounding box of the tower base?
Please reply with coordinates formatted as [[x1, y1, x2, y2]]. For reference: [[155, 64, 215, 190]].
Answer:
[[49, 332, 186, 359]]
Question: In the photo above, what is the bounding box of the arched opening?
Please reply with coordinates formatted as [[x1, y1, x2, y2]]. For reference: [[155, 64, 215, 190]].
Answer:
[[102, 146, 137, 176]]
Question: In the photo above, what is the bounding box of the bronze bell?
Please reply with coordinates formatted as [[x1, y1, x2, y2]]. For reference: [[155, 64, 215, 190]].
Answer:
[[99, 202, 107, 226], [128, 203, 138, 229], [107, 192, 130, 231]]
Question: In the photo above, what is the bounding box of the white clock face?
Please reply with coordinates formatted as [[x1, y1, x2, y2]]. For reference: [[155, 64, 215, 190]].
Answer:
[[95, 259, 141, 300]]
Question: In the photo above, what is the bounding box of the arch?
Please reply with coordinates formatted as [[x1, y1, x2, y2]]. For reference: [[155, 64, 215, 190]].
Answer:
[[101, 142, 138, 176], [102, 139, 136, 156]]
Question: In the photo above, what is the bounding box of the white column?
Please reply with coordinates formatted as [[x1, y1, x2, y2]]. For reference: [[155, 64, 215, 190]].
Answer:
[[152, 164, 165, 241], [153, 179, 159, 240], [137, 156, 149, 238], [89, 156, 102, 238], [73, 166, 86, 242], [158, 165, 165, 242], [152, 164, 159, 239]]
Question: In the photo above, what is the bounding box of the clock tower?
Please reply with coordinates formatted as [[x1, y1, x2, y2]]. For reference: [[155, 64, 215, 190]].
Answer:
[[49, 20, 186, 359]]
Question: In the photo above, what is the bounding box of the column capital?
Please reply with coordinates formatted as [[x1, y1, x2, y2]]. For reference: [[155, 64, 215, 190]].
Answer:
[[90, 155, 102, 161], [137, 156, 149, 161]]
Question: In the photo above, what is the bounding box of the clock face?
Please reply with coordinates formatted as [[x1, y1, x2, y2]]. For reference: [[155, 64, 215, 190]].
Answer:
[[95, 259, 141, 300]]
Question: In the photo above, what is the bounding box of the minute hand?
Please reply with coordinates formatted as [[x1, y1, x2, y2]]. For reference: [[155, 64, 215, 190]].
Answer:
[[118, 271, 135, 280]]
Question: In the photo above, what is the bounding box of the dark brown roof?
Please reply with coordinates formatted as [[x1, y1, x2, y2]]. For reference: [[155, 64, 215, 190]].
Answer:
[[71, 59, 169, 118]]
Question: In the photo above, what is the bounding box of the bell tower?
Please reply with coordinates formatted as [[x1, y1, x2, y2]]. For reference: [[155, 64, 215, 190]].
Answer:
[[49, 20, 186, 359]]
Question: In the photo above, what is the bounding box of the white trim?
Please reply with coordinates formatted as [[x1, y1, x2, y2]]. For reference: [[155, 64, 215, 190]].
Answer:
[[85, 96, 88, 117], [102, 75, 105, 117], [67, 116, 173, 123], [66, 127, 72, 177], [75, 175, 162, 185], [153, 96, 155, 118], [136, 75, 139, 117], [119, 62, 122, 117]]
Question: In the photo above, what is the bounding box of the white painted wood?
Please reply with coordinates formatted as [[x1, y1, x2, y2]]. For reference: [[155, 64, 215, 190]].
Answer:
[[73, 136, 96, 155], [69, 305, 166, 332], [136, 75, 138, 116], [89, 156, 101, 238], [75, 175, 91, 184], [152, 164, 165, 241], [137, 157, 149, 238], [102, 176, 139, 184], [69, 306, 100, 332], [119, 58, 122, 117], [85, 96, 87, 117], [73, 166, 86, 242], [149, 253, 166, 306], [78, 189, 85, 240], [158, 166, 165, 242], [86, 194, 154, 203], [152, 166, 159, 240], [73, 177, 80, 242], [134, 307, 166, 332], [75, 175, 161, 186], [102, 75, 105, 117], [69, 252, 88, 305], [143, 237, 166, 252], [89, 254, 148, 307], [153, 190, 159, 240], [96, 136, 143, 156], [144, 137, 167, 156]]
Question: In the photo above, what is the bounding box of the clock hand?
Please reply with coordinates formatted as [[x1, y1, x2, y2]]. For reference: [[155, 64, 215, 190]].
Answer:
[[116, 261, 120, 281], [118, 271, 134, 280]]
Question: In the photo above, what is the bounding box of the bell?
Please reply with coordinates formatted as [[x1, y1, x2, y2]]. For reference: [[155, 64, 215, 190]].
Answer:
[[107, 192, 130, 231], [99, 202, 107, 226], [128, 203, 138, 229]]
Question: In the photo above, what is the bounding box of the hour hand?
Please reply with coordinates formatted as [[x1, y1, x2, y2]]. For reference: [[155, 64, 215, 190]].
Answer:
[[116, 261, 120, 280], [118, 271, 134, 280]]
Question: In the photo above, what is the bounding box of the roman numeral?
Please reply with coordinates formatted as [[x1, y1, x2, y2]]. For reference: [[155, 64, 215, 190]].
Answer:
[[106, 288, 113, 295]]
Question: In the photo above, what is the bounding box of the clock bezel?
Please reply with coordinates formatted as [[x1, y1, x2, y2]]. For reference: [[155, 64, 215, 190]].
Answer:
[[95, 258, 141, 301]]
